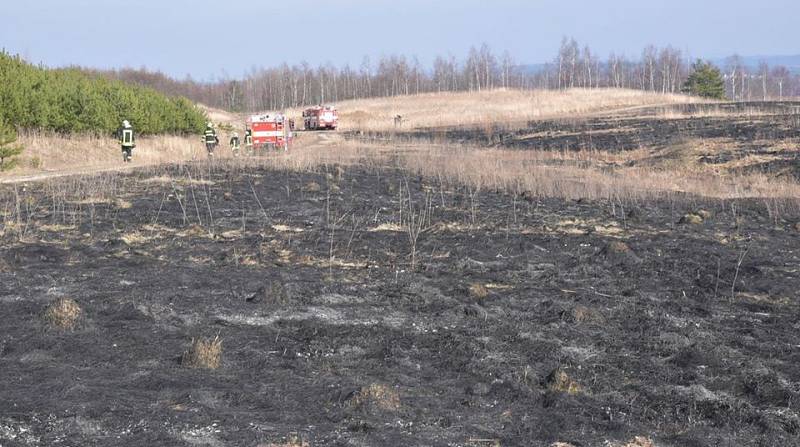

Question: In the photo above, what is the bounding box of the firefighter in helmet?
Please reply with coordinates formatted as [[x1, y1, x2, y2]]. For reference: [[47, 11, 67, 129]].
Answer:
[[244, 127, 254, 156], [203, 122, 219, 156], [117, 120, 136, 163], [229, 132, 241, 157]]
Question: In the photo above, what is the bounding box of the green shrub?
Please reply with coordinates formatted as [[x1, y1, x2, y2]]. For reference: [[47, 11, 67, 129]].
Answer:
[[0, 120, 23, 171], [0, 52, 207, 135]]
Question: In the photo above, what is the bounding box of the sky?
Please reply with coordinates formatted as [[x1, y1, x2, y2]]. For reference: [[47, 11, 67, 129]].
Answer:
[[2, 0, 798, 80]]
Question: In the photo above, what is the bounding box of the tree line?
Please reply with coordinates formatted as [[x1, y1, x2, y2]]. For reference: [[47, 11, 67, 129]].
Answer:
[[0, 51, 207, 135], [83, 39, 800, 112]]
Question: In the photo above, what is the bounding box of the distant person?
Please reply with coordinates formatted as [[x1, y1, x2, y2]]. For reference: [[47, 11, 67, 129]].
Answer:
[[244, 127, 254, 155], [229, 132, 241, 157], [394, 115, 403, 128], [117, 120, 135, 163], [203, 122, 219, 157]]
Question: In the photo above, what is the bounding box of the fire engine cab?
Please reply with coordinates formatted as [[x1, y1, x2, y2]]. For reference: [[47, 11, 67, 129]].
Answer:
[[246, 113, 292, 151], [303, 105, 338, 131]]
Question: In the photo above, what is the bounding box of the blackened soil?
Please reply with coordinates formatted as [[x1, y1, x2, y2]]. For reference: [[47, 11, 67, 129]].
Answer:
[[1, 164, 799, 446]]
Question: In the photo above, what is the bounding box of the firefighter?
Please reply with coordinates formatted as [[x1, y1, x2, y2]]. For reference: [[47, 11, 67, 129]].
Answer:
[[229, 132, 241, 157], [244, 127, 254, 156], [203, 122, 219, 157], [117, 120, 136, 163]]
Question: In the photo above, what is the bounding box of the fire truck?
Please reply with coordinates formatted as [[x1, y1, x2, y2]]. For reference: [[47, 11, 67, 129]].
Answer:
[[303, 105, 338, 131], [246, 113, 292, 152]]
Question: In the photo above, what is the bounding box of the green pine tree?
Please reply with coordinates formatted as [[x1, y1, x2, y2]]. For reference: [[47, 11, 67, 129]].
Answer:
[[0, 51, 207, 136], [0, 121, 24, 171], [683, 60, 727, 100]]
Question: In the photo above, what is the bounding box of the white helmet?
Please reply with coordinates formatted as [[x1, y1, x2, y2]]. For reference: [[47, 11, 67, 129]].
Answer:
[[232, 132, 239, 137], [207, 122, 214, 128], [122, 120, 131, 128]]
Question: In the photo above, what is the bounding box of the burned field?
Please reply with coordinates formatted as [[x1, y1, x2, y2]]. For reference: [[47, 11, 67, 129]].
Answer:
[[352, 102, 800, 180], [1, 162, 799, 446]]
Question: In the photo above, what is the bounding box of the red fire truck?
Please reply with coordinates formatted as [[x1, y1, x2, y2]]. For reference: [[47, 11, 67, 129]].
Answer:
[[303, 105, 338, 130], [246, 113, 292, 152]]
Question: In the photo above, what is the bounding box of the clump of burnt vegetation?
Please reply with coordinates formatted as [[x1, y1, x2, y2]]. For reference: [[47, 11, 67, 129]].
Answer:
[[468, 283, 489, 302], [257, 434, 310, 447], [43, 297, 82, 330], [349, 383, 401, 412], [182, 335, 223, 370], [544, 367, 582, 395]]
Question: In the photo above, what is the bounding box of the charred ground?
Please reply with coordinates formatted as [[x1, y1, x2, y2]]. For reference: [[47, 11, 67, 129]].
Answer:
[[1, 160, 799, 446]]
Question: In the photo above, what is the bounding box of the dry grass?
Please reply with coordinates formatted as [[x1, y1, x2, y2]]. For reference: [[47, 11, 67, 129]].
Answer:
[[545, 368, 582, 395], [619, 437, 657, 447], [44, 297, 82, 330], [271, 138, 800, 209], [3, 91, 798, 219], [469, 283, 489, 301], [182, 335, 223, 370], [571, 306, 603, 324], [257, 435, 310, 447], [302, 181, 321, 193], [301, 88, 702, 131], [14, 131, 215, 174], [350, 383, 401, 411], [679, 213, 705, 225]]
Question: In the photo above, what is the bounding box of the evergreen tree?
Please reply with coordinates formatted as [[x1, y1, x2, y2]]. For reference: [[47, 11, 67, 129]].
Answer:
[[0, 121, 24, 171], [0, 51, 207, 135], [683, 60, 727, 99]]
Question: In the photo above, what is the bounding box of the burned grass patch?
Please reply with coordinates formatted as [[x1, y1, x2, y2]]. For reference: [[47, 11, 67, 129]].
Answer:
[[0, 161, 798, 446]]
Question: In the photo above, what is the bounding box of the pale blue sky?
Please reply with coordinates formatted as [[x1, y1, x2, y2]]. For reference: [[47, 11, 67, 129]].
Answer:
[[2, 0, 797, 80]]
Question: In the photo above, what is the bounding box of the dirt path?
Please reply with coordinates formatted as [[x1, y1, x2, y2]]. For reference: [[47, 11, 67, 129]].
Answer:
[[0, 163, 143, 184], [0, 132, 346, 185]]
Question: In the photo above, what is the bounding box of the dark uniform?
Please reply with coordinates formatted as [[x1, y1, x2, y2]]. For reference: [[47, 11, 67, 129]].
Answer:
[[117, 122, 135, 162], [203, 125, 219, 156], [244, 128, 254, 155], [230, 134, 241, 156]]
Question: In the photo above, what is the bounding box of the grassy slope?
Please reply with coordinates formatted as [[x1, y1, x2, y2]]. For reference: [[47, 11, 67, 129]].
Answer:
[[295, 88, 704, 131]]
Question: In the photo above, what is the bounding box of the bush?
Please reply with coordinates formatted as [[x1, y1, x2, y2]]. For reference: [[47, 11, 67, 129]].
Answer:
[[0, 51, 207, 135]]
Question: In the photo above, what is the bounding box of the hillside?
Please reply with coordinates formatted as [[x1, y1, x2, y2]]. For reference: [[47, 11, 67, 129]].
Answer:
[[308, 88, 702, 131]]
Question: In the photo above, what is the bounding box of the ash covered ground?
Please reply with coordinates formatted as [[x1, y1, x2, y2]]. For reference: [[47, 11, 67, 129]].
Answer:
[[1, 162, 799, 446]]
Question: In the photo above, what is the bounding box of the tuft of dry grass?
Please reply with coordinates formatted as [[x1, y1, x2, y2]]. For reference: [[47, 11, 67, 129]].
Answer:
[[545, 368, 582, 395], [293, 88, 702, 132], [679, 213, 704, 225], [606, 241, 632, 254], [350, 383, 401, 411], [571, 306, 603, 324], [257, 435, 310, 447], [302, 181, 321, 193], [619, 437, 657, 447], [182, 335, 223, 370], [44, 297, 82, 330], [468, 283, 489, 302]]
